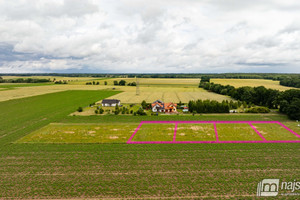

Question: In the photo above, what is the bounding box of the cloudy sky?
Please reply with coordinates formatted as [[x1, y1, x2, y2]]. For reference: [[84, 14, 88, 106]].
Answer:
[[0, 0, 300, 73]]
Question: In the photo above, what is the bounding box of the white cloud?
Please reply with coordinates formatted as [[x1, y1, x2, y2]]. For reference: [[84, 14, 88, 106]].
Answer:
[[0, 0, 300, 73]]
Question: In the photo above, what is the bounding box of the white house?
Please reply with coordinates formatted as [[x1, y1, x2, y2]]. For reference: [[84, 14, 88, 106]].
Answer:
[[151, 100, 165, 112], [102, 99, 121, 107]]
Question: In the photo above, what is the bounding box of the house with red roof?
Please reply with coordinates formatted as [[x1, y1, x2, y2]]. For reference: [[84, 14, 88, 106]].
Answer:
[[151, 100, 177, 113]]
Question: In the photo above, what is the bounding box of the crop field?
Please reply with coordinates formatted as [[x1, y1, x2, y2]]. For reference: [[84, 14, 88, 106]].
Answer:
[[211, 78, 293, 91], [107, 87, 232, 103], [0, 90, 120, 143]]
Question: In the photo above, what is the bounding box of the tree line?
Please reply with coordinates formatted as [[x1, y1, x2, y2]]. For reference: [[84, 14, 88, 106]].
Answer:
[[188, 100, 234, 113], [0, 77, 50, 83], [199, 80, 300, 119], [280, 77, 300, 88]]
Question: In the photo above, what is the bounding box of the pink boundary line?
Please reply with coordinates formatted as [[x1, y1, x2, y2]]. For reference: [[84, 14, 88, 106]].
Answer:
[[127, 121, 300, 144], [173, 123, 178, 142], [213, 122, 219, 142], [249, 123, 266, 141]]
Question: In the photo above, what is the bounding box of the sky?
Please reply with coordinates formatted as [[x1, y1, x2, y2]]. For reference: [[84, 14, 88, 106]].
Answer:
[[0, 0, 300, 73]]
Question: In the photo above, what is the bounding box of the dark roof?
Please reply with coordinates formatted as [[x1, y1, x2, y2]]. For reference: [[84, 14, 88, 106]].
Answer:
[[102, 99, 120, 104], [153, 100, 163, 104]]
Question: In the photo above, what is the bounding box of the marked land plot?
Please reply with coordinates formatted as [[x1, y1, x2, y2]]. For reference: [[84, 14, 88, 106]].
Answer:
[[252, 123, 300, 141], [216, 124, 263, 141], [176, 124, 216, 141], [127, 121, 300, 144], [131, 123, 175, 142], [17, 123, 137, 143]]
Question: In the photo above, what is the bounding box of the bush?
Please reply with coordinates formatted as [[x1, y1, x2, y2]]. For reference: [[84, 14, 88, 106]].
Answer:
[[94, 110, 98, 114], [99, 108, 104, 114], [137, 108, 147, 115], [119, 80, 126, 86], [245, 107, 270, 113], [77, 107, 83, 112]]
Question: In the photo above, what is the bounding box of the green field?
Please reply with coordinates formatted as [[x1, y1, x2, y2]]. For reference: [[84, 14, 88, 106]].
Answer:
[[252, 123, 300, 141], [217, 124, 263, 141], [131, 124, 175, 142], [0, 90, 120, 144], [17, 121, 300, 144], [176, 124, 216, 141], [17, 123, 137, 143]]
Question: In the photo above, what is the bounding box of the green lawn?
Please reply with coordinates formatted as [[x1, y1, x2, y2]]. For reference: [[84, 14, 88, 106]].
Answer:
[[217, 124, 263, 141], [176, 124, 216, 141]]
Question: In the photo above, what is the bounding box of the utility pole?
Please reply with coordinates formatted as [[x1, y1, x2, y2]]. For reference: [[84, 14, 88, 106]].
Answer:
[[136, 76, 140, 96]]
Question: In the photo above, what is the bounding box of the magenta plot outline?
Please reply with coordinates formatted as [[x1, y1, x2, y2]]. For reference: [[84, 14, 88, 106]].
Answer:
[[127, 121, 300, 144]]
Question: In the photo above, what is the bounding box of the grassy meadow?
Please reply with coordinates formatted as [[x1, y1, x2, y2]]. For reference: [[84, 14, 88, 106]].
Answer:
[[17, 123, 137, 143], [16, 121, 300, 144], [176, 124, 216, 141]]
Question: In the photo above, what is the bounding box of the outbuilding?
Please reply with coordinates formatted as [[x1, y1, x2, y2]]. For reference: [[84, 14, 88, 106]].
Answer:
[[102, 99, 121, 107]]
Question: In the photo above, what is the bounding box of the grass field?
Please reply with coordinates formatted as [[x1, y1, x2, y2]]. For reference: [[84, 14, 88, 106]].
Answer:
[[216, 124, 263, 141], [131, 124, 175, 142], [0, 90, 120, 144], [17, 123, 137, 143], [176, 124, 216, 141], [252, 123, 300, 141], [211, 78, 294, 91], [16, 121, 300, 144]]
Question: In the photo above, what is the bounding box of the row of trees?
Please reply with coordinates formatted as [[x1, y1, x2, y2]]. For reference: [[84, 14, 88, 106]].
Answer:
[[188, 100, 231, 113], [200, 80, 300, 119], [0, 77, 50, 83], [113, 80, 136, 86], [86, 81, 108, 85], [200, 82, 279, 108]]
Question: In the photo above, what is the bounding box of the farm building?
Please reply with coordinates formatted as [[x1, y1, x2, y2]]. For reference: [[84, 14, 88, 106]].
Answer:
[[151, 100, 177, 113], [102, 99, 121, 107]]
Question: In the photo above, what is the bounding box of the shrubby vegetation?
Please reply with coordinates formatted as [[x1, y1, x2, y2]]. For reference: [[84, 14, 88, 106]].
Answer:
[[55, 80, 68, 84], [86, 81, 99, 85], [245, 107, 270, 113]]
